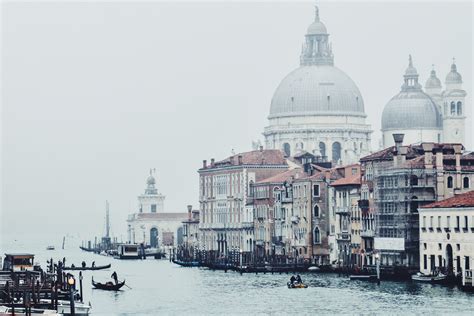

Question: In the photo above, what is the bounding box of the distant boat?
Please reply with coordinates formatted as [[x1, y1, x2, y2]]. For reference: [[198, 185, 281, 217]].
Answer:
[[349, 274, 378, 281], [92, 277, 126, 291], [46, 246, 55, 251], [63, 263, 111, 271], [411, 272, 447, 283], [79, 246, 95, 252]]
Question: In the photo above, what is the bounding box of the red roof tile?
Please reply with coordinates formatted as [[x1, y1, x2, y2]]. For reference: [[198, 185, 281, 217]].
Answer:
[[331, 174, 361, 186], [207, 149, 287, 169], [257, 168, 306, 184], [422, 190, 474, 209]]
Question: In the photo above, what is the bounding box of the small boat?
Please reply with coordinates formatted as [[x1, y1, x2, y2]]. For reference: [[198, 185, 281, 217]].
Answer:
[[349, 274, 378, 281], [64, 263, 111, 271], [92, 277, 125, 291], [411, 272, 447, 283], [172, 259, 200, 267], [46, 246, 55, 251], [79, 246, 95, 252], [287, 282, 308, 289]]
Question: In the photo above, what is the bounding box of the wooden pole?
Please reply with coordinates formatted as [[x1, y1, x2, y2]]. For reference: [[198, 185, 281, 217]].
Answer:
[[79, 272, 83, 303]]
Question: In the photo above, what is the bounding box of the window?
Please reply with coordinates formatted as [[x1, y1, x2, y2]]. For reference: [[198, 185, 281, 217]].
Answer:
[[456, 216, 460, 231], [422, 216, 426, 228], [463, 177, 470, 189], [313, 205, 320, 217], [283, 143, 291, 157], [319, 142, 326, 158], [151, 204, 157, 213], [447, 176, 453, 189], [313, 184, 320, 197], [457, 244, 461, 251], [466, 256, 471, 270], [464, 216, 469, 230], [313, 227, 321, 244], [438, 243, 442, 250], [430, 216, 434, 230], [451, 102, 456, 115], [438, 216, 442, 231], [332, 142, 341, 162], [423, 254, 427, 270], [423, 243, 427, 250], [457, 101, 463, 115], [410, 175, 418, 186]]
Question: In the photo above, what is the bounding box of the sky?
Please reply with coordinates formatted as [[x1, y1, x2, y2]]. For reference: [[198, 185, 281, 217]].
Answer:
[[1, 1, 472, 242]]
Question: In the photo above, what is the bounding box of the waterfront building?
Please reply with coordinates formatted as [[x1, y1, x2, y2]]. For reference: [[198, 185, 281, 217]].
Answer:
[[418, 190, 474, 280], [330, 165, 362, 267], [360, 134, 474, 270], [381, 56, 467, 147], [127, 171, 187, 247], [198, 148, 288, 263], [263, 6, 372, 164], [181, 205, 200, 259]]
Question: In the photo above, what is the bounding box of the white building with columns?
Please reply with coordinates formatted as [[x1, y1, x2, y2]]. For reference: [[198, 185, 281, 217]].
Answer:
[[381, 56, 467, 147], [127, 170, 187, 248], [263, 6, 372, 165]]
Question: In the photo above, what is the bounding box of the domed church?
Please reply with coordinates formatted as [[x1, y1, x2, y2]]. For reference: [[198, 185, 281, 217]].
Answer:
[[263, 6, 372, 165], [381, 56, 467, 147]]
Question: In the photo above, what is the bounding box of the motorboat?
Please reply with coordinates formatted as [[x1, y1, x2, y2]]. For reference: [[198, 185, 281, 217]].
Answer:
[[0, 305, 59, 315], [287, 282, 308, 289], [411, 272, 447, 283]]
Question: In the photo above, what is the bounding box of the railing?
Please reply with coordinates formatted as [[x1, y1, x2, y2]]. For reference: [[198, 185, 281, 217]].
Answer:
[[291, 216, 300, 224], [336, 232, 350, 240], [335, 207, 350, 215], [360, 230, 375, 238], [242, 222, 254, 229]]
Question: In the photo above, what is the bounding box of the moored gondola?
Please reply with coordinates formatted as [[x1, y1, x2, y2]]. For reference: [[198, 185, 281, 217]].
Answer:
[[64, 263, 111, 271], [92, 277, 125, 291]]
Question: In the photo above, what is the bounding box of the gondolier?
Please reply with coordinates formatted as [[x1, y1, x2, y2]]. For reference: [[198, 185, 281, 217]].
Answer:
[[111, 271, 118, 285]]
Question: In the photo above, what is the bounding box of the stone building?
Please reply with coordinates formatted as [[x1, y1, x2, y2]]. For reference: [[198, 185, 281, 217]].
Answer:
[[198, 148, 288, 263], [419, 190, 474, 278], [263, 6, 372, 164], [127, 171, 187, 248], [181, 205, 200, 259], [360, 134, 474, 270], [381, 56, 467, 147]]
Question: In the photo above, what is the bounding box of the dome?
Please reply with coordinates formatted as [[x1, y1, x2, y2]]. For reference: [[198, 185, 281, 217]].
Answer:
[[307, 21, 327, 35], [446, 63, 462, 84], [382, 91, 442, 130], [146, 175, 156, 185], [269, 65, 365, 118], [425, 69, 441, 89]]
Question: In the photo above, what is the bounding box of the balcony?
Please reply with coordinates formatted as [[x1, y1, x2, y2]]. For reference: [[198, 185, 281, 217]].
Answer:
[[360, 230, 375, 238], [335, 207, 350, 215], [255, 240, 264, 246], [336, 232, 350, 241], [291, 216, 300, 224], [282, 197, 293, 203], [358, 199, 369, 210], [242, 222, 254, 229]]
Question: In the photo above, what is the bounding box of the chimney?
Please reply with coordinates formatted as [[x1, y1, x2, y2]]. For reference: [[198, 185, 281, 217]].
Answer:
[[187, 205, 192, 220], [421, 143, 434, 169], [392, 133, 405, 167], [202, 160, 207, 169], [259, 145, 263, 152], [453, 144, 463, 189], [211, 158, 215, 167], [238, 155, 243, 165]]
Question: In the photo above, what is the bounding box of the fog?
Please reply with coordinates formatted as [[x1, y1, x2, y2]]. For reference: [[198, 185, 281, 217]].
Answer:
[[1, 1, 472, 242]]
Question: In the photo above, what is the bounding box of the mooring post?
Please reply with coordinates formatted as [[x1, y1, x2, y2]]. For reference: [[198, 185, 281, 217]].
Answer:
[[79, 272, 83, 303]]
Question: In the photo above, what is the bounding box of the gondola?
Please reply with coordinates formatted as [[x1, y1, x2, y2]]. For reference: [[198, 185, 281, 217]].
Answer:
[[63, 263, 111, 271], [92, 277, 126, 291], [79, 246, 95, 252]]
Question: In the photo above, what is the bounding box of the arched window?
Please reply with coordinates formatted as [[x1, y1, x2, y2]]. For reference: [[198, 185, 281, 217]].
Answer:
[[297, 142, 304, 150], [457, 101, 463, 115], [447, 176, 453, 188], [463, 177, 469, 189], [319, 142, 326, 158], [410, 196, 418, 213], [332, 142, 341, 162], [313, 205, 320, 217], [150, 227, 158, 248], [410, 175, 418, 186], [451, 102, 456, 115], [283, 143, 291, 157], [313, 227, 321, 244]]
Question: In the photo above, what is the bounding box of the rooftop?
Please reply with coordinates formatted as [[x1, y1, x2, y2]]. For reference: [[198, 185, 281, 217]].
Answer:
[[422, 190, 474, 209], [203, 149, 287, 170], [331, 174, 361, 186]]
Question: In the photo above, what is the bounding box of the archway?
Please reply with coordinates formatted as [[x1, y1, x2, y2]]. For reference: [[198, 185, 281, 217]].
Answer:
[[446, 244, 453, 275], [332, 142, 341, 162], [150, 227, 159, 248], [283, 143, 291, 157]]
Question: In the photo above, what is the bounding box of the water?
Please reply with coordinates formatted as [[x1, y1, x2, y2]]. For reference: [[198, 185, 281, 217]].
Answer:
[[2, 235, 474, 315]]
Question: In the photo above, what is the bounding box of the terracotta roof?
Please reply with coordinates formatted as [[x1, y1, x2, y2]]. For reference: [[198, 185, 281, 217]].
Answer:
[[331, 174, 361, 186], [206, 149, 287, 169], [422, 190, 474, 209], [257, 168, 305, 184]]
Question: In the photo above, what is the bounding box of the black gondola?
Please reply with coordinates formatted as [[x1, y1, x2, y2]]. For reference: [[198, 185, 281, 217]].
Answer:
[[64, 263, 111, 271], [92, 277, 126, 291]]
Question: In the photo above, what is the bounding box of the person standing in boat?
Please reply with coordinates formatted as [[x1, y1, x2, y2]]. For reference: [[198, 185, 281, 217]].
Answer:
[[92, 261, 95, 268], [290, 275, 296, 285], [296, 275, 302, 284], [111, 271, 118, 285]]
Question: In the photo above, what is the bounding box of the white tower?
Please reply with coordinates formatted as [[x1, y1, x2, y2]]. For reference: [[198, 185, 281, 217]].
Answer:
[[138, 169, 165, 213], [442, 60, 466, 144]]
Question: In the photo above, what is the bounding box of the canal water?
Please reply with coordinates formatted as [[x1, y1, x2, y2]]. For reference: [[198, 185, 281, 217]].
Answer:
[[2, 235, 474, 315]]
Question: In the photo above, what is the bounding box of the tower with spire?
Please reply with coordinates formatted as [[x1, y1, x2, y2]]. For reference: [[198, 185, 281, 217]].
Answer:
[[442, 59, 466, 143]]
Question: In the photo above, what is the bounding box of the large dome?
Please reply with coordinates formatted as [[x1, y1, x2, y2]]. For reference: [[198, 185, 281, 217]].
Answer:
[[382, 91, 442, 130], [269, 65, 365, 118]]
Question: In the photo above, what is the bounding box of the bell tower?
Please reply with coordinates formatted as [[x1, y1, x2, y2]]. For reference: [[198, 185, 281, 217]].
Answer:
[[442, 59, 466, 144]]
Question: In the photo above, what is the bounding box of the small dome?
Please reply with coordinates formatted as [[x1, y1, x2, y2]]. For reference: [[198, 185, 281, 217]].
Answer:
[[425, 69, 441, 89], [307, 21, 327, 35], [382, 91, 442, 130], [446, 63, 462, 84], [404, 55, 418, 77], [146, 175, 156, 185]]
